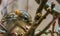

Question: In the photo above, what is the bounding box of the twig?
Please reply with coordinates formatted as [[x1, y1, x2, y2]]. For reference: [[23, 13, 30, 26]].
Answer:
[[44, 31, 58, 35], [49, 30, 54, 36], [35, 0, 48, 21], [35, 17, 57, 36], [24, 8, 50, 36], [36, 0, 48, 14], [52, 20, 56, 36]]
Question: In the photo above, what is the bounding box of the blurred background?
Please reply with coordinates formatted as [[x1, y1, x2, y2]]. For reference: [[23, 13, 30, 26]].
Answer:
[[0, 0, 59, 36]]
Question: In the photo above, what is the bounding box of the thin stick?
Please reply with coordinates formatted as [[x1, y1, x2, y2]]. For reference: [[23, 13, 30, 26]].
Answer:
[[24, 8, 50, 36], [49, 30, 54, 36], [36, 0, 48, 14], [52, 20, 56, 36], [35, 17, 57, 36]]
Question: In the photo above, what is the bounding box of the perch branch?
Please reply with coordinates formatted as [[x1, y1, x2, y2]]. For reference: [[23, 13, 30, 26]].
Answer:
[[36, 0, 48, 14], [35, 17, 57, 36], [52, 20, 56, 36], [24, 8, 50, 36]]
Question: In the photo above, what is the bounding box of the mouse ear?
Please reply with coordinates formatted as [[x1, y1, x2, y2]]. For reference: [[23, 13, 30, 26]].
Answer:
[[0, 0, 2, 4], [56, 0, 60, 4], [35, 0, 40, 4]]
